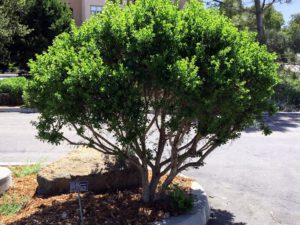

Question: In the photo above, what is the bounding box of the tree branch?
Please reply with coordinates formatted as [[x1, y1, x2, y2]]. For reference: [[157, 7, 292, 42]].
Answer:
[[178, 143, 218, 173]]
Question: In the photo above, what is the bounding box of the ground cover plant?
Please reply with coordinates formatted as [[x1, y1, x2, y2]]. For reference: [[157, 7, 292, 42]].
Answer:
[[0, 77, 27, 105], [9, 163, 42, 178], [0, 194, 28, 216], [26, 0, 278, 203]]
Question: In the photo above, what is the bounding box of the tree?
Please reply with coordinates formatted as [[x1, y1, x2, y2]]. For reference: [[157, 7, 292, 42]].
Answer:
[[0, 0, 30, 70], [264, 6, 284, 31], [218, 1, 289, 59], [8, 0, 72, 70], [287, 13, 300, 53], [26, 0, 278, 203], [253, 0, 291, 44], [264, 7, 287, 58], [211, 0, 291, 44], [265, 29, 290, 60]]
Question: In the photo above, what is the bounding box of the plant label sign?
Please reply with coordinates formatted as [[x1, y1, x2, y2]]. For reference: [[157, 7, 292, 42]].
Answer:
[[70, 181, 89, 193]]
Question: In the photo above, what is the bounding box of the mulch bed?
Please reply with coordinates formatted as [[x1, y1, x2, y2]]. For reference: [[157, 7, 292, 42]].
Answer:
[[0, 172, 192, 225]]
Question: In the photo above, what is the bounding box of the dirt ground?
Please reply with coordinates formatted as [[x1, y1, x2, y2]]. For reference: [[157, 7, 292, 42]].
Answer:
[[0, 171, 192, 225]]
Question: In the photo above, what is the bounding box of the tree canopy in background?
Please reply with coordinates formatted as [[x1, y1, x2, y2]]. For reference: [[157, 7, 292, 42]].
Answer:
[[0, 0, 30, 70], [215, 0, 299, 61], [0, 0, 72, 71], [27, 0, 278, 203], [288, 13, 300, 53]]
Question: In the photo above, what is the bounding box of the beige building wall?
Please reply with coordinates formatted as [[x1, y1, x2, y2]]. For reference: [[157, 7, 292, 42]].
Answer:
[[66, 0, 189, 26], [82, 0, 106, 21], [66, 0, 83, 26]]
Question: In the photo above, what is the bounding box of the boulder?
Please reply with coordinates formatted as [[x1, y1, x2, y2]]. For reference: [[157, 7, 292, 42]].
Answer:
[[0, 167, 12, 195], [37, 147, 141, 196]]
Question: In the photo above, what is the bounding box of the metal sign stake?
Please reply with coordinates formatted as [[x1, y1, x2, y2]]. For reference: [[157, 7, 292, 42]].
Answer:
[[70, 180, 89, 225], [78, 192, 84, 225]]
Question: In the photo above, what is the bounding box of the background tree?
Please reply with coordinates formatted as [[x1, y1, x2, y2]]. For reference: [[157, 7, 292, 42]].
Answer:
[[211, 0, 291, 44], [264, 6, 284, 30], [0, 0, 30, 70], [26, 0, 278, 203], [248, 0, 291, 44], [0, 0, 72, 71], [287, 13, 300, 53], [219, 0, 255, 30]]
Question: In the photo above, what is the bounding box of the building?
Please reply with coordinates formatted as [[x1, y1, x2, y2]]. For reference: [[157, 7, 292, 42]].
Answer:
[[66, 0, 187, 26], [66, 0, 106, 26]]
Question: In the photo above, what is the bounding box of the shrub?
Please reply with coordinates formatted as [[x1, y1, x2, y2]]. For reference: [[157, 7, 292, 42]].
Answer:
[[0, 77, 28, 105], [274, 68, 300, 111], [26, 0, 278, 203], [167, 184, 194, 213]]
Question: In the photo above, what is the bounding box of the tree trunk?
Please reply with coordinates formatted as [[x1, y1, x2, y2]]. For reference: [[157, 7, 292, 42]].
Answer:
[[149, 170, 161, 201], [141, 168, 162, 203], [141, 167, 150, 203], [254, 0, 266, 44]]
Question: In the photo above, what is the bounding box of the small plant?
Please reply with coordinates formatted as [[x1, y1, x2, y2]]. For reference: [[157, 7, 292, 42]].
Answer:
[[167, 184, 194, 213], [9, 163, 42, 178], [0, 194, 28, 216]]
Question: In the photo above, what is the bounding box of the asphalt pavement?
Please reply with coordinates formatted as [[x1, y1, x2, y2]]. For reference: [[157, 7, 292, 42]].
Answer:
[[0, 112, 299, 225], [184, 113, 300, 225], [0, 113, 75, 164]]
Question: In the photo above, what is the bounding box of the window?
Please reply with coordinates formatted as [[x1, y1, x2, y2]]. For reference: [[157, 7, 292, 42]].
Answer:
[[90, 5, 102, 15]]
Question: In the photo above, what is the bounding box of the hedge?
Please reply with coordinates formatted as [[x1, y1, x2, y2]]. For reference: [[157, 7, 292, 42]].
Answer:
[[0, 77, 28, 106]]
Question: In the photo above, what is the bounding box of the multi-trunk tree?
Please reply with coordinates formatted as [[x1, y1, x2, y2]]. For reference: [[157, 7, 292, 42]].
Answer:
[[26, 0, 278, 203]]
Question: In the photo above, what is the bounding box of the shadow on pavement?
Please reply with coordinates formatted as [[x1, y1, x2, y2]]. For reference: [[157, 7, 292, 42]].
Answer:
[[245, 112, 300, 133], [207, 208, 247, 225]]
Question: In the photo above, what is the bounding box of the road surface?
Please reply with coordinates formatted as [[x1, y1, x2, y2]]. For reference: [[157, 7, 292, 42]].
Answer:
[[0, 112, 299, 225], [0, 113, 75, 164], [184, 113, 300, 225]]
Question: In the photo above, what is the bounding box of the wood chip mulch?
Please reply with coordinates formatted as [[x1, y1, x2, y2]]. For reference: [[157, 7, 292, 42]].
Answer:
[[0, 173, 192, 225]]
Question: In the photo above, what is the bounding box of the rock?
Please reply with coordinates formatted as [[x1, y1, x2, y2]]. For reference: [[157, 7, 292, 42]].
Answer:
[[0, 167, 12, 195], [37, 147, 141, 196]]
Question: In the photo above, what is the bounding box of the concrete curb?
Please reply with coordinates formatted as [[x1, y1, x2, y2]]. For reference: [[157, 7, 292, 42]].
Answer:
[[0, 167, 12, 195], [0, 107, 37, 113], [152, 180, 210, 225]]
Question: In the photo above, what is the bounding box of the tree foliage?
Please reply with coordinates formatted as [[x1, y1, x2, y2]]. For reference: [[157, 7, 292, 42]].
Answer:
[[0, 0, 72, 70], [26, 0, 279, 203], [287, 13, 300, 53], [214, 0, 291, 44], [0, 0, 30, 70], [264, 6, 284, 31]]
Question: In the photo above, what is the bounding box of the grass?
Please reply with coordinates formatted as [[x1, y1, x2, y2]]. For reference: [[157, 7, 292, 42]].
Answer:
[[9, 163, 42, 178], [0, 194, 28, 216], [0, 164, 42, 217]]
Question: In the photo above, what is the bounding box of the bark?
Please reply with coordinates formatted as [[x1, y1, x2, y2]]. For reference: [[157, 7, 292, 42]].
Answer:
[[141, 167, 150, 203], [141, 167, 161, 203], [254, 0, 266, 44]]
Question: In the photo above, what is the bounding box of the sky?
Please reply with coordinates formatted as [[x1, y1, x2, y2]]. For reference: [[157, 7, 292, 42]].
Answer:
[[274, 0, 300, 24]]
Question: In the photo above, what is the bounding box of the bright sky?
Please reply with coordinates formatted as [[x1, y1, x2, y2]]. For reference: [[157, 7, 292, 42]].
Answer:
[[274, 0, 300, 24]]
